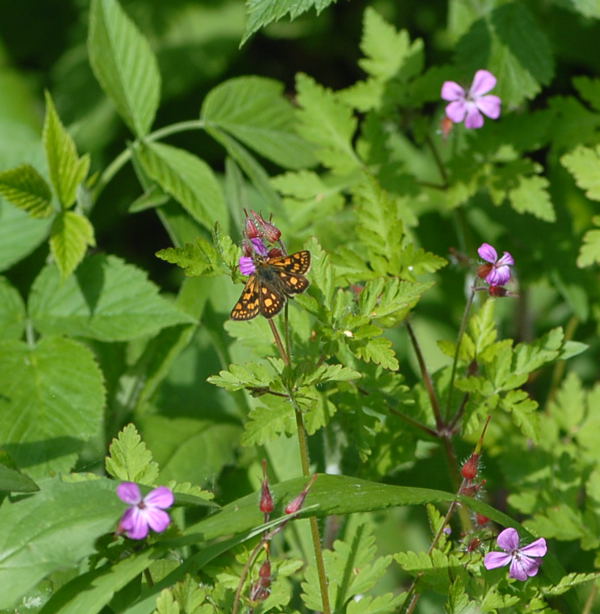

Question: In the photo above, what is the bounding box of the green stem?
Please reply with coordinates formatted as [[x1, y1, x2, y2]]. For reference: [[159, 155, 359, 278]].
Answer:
[[425, 133, 449, 188], [92, 119, 206, 202], [231, 540, 267, 614], [405, 320, 443, 431], [445, 287, 475, 420], [268, 316, 331, 614]]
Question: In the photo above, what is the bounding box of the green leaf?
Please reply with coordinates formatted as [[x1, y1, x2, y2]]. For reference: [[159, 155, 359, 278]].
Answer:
[[205, 126, 282, 213], [508, 174, 555, 221], [0, 451, 39, 493], [242, 0, 338, 45], [0, 477, 126, 610], [295, 73, 360, 174], [301, 364, 361, 386], [0, 197, 51, 273], [141, 416, 242, 485], [0, 164, 53, 218], [201, 76, 315, 169], [49, 210, 96, 278], [561, 145, 600, 201], [43, 92, 90, 209], [0, 277, 26, 340], [105, 423, 160, 484], [207, 361, 278, 392], [88, 0, 161, 136], [359, 8, 423, 82], [241, 396, 296, 446], [29, 254, 195, 341], [573, 76, 600, 112], [578, 216, 600, 267], [302, 520, 392, 610], [136, 142, 228, 232], [542, 571, 600, 596], [549, 0, 600, 19], [354, 335, 399, 371], [156, 237, 227, 278], [0, 337, 105, 475], [456, 3, 554, 107]]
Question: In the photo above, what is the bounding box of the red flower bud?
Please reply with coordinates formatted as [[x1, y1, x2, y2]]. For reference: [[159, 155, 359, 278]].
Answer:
[[440, 116, 454, 139], [259, 459, 274, 516], [250, 210, 282, 243], [475, 513, 489, 526], [461, 454, 480, 481], [244, 215, 260, 240], [258, 559, 271, 584], [466, 537, 481, 552], [489, 285, 508, 297], [285, 474, 317, 515], [477, 263, 493, 280]]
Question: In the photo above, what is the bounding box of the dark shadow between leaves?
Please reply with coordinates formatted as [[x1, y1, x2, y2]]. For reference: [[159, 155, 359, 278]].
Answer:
[[2, 436, 83, 470], [75, 254, 106, 315]]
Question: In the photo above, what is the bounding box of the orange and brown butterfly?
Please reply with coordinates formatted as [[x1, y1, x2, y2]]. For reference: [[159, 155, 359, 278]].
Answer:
[[231, 250, 311, 320]]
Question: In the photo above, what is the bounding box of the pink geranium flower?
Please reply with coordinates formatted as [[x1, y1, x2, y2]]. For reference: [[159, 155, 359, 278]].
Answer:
[[477, 242, 514, 286], [117, 482, 174, 540], [484, 528, 547, 581], [441, 70, 501, 129]]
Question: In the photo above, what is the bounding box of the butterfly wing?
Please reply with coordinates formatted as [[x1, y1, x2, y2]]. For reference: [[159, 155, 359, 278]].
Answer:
[[269, 250, 311, 295], [230, 276, 260, 320], [258, 281, 286, 318]]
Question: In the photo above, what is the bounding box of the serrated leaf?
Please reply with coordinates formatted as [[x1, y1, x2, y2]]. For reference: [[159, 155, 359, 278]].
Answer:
[[105, 423, 159, 484], [29, 254, 195, 341], [88, 0, 160, 136], [542, 571, 600, 596], [302, 364, 361, 386], [207, 361, 277, 391], [0, 198, 51, 272], [346, 593, 406, 614], [359, 8, 423, 82], [136, 142, 228, 231], [49, 210, 95, 278], [456, 3, 554, 107], [242, 0, 338, 44], [295, 73, 360, 174], [156, 237, 227, 277], [201, 76, 315, 169], [573, 76, 600, 112], [206, 126, 282, 213], [0, 164, 53, 218], [509, 175, 555, 222], [43, 92, 90, 209], [0, 477, 126, 610], [561, 145, 600, 201], [578, 217, 600, 267], [0, 337, 105, 475], [241, 396, 296, 446], [354, 335, 399, 371], [0, 277, 26, 340]]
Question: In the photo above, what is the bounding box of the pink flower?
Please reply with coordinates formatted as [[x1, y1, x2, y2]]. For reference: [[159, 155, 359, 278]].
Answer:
[[117, 482, 174, 540], [484, 528, 547, 581], [239, 256, 255, 276], [477, 242, 514, 286], [441, 70, 501, 129], [238, 238, 268, 276]]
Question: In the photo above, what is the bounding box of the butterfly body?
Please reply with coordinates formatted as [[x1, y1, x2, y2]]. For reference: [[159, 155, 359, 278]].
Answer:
[[231, 250, 311, 320]]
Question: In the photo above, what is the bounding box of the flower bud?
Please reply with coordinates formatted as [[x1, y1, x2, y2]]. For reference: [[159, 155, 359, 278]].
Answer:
[[285, 474, 317, 515], [477, 263, 493, 280], [260, 480, 274, 515], [251, 209, 281, 243], [461, 453, 480, 481], [475, 513, 489, 526], [466, 537, 481, 552]]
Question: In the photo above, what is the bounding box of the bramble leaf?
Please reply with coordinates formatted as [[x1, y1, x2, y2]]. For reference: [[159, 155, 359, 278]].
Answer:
[[137, 142, 228, 232], [0, 164, 53, 218], [201, 76, 315, 169], [43, 92, 90, 209], [88, 0, 160, 136], [49, 210, 95, 278]]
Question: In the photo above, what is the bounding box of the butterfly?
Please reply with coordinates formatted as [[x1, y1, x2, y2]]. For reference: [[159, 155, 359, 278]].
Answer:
[[230, 250, 311, 320]]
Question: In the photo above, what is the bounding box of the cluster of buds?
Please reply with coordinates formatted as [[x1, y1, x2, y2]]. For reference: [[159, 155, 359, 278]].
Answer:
[[239, 211, 284, 276], [250, 462, 318, 605]]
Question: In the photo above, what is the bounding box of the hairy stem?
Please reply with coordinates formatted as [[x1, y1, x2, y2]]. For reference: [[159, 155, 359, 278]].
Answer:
[[231, 540, 267, 614], [268, 319, 290, 367], [445, 287, 475, 420], [405, 320, 443, 430]]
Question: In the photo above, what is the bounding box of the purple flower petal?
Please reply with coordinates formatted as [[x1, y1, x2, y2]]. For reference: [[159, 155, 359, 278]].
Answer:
[[486, 265, 511, 286], [251, 237, 268, 257], [144, 508, 172, 533], [520, 537, 547, 558], [144, 486, 174, 509], [470, 70, 496, 97], [239, 256, 255, 276], [496, 251, 514, 267], [117, 482, 142, 505], [122, 507, 149, 540], [441, 81, 465, 102], [497, 527, 520, 551], [484, 551, 512, 570], [508, 557, 530, 581], [464, 103, 484, 129], [445, 100, 467, 123], [476, 95, 501, 119], [477, 243, 498, 263]]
